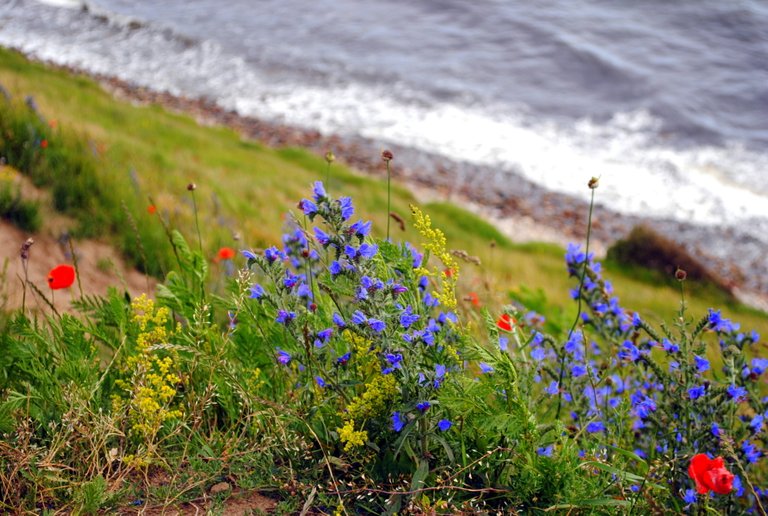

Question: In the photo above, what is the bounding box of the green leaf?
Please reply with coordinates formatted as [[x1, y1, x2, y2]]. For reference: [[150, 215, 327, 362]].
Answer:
[[410, 459, 429, 492]]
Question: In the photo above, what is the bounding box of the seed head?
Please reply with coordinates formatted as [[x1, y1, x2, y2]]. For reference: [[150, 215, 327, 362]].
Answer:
[[325, 151, 335, 164], [675, 268, 687, 281], [381, 149, 394, 162], [588, 177, 599, 189], [20, 238, 34, 261], [187, 183, 197, 191]]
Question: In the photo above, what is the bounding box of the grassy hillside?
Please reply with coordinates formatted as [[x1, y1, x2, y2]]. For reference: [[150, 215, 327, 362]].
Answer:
[[0, 47, 765, 334]]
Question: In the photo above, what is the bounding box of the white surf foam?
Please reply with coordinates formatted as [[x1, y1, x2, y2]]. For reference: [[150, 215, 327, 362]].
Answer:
[[4, 0, 768, 247]]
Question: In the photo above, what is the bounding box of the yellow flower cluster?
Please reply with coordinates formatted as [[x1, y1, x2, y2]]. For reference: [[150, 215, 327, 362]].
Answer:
[[338, 374, 399, 452], [337, 421, 368, 452], [115, 294, 182, 440], [410, 205, 458, 309]]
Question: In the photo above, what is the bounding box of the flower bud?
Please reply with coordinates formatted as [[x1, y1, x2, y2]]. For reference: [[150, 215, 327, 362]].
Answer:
[[675, 268, 687, 281], [325, 151, 335, 164], [588, 177, 599, 189], [187, 183, 197, 191], [381, 149, 394, 162]]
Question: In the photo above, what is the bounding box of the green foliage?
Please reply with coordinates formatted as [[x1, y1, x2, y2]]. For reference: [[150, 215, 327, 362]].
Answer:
[[607, 224, 732, 294], [0, 179, 41, 232]]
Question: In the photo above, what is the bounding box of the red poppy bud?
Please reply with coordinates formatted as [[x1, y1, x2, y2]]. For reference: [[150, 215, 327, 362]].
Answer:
[[47, 264, 76, 290], [497, 313, 515, 332], [467, 292, 480, 307], [217, 247, 236, 261], [689, 454, 734, 495], [147, 205, 157, 215], [40, 139, 48, 149]]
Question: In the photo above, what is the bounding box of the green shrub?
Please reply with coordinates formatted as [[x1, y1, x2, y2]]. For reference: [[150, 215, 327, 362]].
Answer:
[[0, 180, 41, 232], [607, 224, 732, 292]]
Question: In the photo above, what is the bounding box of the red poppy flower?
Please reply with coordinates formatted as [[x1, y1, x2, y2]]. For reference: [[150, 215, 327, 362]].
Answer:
[[40, 139, 48, 149], [444, 268, 453, 278], [217, 247, 236, 261], [147, 204, 157, 215], [497, 313, 515, 332], [688, 454, 734, 495], [468, 292, 480, 307], [48, 119, 58, 129], [47, 264, 76, 290]]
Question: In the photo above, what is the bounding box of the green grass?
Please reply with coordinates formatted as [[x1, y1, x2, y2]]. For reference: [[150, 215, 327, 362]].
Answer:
[[0, 46, 765, 334]]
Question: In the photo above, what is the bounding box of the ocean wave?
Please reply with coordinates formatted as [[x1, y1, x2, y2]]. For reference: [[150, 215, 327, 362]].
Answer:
[[4, 0, 768, 245]]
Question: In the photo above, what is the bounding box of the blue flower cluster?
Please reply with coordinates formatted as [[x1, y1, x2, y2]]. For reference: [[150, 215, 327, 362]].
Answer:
[[519, 243, 768, 506], [242, 181, 462, 452]]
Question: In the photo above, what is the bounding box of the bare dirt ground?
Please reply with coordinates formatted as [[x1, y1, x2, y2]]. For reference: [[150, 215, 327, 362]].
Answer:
[[1, 167, 152, 313]]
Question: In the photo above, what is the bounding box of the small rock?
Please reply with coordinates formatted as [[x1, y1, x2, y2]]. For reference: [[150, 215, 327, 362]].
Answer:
[[210, 482, 231, 495]]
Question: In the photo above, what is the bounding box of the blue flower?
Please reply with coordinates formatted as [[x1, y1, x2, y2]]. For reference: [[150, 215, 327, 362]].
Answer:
[[752, 358, 768, 375], [337, 352, 351, 365], [435, 364, 446, 379], [315, 376, 326, 388], [276, 348, 291, 365], [349, 219, 372, 238], [733, 475, 744, 497], [359, 243, 378, 259], [329, 260, 343, 276], [530, 346, 546, 362], [418, 276, 429, 291], [317, 328, 333, 342], [423, 292, 440, 308], [338, 196, 354, 220], [399, 306, 420, 329], [351, 310, 368, 325], [750, 414, 764, 432], [632, 312, 642, 328], [390, 282, 408, 295], [297, 283, 313, 299], [368, 319, 386, 333], [537, 446, 553, 457], [264, 246, 284, 264], [241, 250, 258, 260], [571, 364, 587, 378], [742, 440, 761, 463], [314, 227, 331, 246], [545, 381, 559, 395], [479, 362, 494, 374], [619, 341, 640, 362], [312, 180, 326, 201], [416, 401, 431, 412], [406, 243, 423, 268], [727, 384, 747, 402], [438, 419, 452, 432], [392, 411, 405, 432], [276, 310, 296, 325], [300, 199, 317, 216], [565, 243, 587, 266], [586, 421, 605, 433], [707, 308, 739, 333], [661, 338, 679, 353], [284, 272, 302, 289], [694, 355, 710, 373], [332, 313, 346, 328], [688, 385, 705, 400], [682, 489, 697, 504], [711, 422, 721, 438], [249, 284, 265, 299], [499, 336, 509, 352]]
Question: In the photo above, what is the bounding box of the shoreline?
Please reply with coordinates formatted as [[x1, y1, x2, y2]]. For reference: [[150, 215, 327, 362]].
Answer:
[[6, 49, 768, 311]]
